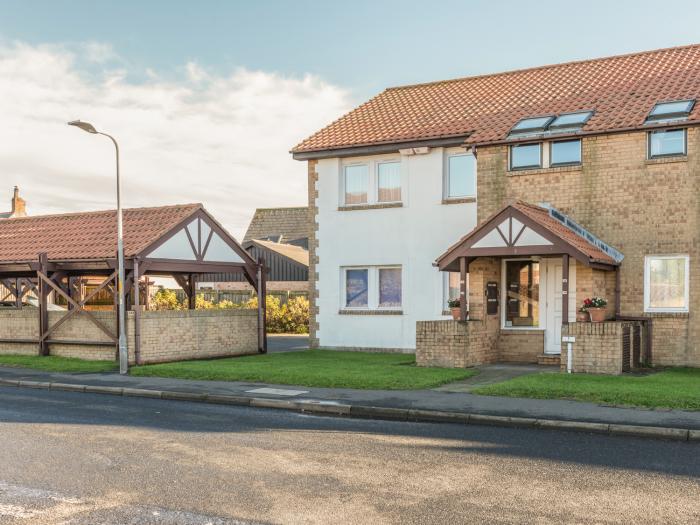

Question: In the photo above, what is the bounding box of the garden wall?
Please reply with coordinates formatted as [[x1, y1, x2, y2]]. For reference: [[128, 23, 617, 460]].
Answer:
[[416, 320, 498, 368]]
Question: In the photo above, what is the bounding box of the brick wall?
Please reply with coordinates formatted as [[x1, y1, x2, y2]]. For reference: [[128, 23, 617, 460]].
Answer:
[[477, 128, 700, 367], [0, 308, 258, 364], [497, 330, 544, 362], [307, 159, 320, 348], [560, 322, 645, 375], [416, 320, 498, 368]]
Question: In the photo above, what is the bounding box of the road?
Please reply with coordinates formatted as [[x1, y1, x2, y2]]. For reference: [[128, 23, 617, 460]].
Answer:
[[0, 387, 698, 524]]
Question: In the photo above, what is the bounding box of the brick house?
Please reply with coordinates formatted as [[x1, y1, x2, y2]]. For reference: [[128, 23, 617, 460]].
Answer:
[[292, 44, 700, 372]]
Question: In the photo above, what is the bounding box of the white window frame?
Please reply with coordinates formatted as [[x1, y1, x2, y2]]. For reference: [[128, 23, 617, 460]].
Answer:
[[647, 129, 687, 159], [341, 157, 402, 206], [644, 255, 690, 313], [444, 151, 477, 200], [341, 265, 403, 310], [376, 160, 402, 204]]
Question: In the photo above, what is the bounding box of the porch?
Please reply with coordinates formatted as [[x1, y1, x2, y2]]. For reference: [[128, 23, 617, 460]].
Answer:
[[417, 201, 648, 374]]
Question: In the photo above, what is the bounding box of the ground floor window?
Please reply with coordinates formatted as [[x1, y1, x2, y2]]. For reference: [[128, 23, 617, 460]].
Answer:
[[342, 266, 402, 310], [644, 255, 689, 312], [504, 259, 540, 327]]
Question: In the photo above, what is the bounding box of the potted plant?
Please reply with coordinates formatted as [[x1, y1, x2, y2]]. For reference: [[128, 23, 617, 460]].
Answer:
[[448, 298, 465, 320], [582, 297, 607, 322], [576, 306, 589, 323]]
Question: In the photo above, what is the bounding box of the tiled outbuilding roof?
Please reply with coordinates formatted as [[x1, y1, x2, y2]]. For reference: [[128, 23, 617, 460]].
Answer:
[[293, 44, 700, 154], [0, 203, 201, 263]]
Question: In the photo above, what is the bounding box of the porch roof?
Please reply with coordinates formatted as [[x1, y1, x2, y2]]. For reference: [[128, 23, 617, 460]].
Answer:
[[436, 201, 621, 271]]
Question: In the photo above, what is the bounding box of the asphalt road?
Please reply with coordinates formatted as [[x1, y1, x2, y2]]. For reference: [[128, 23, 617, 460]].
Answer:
[[0, 387, 698, 524]]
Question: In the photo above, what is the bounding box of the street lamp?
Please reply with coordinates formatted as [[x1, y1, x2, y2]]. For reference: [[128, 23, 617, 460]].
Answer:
[[68, 120, 128, 375]]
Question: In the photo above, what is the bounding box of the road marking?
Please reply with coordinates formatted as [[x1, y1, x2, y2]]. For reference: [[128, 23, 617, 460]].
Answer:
[[245, 387, 309, 396]]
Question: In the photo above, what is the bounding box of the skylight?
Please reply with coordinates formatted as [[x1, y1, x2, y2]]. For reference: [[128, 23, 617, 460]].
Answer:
[[646, 99, 695, 123], [510, 116, 554, 134], [549, 111, 593, 130]]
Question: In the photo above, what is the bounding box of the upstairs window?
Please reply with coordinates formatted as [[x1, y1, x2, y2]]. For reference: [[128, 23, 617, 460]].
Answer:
[[377, 161, 401, 202], [510, 143, 542, 170], [344, 164, 369, 205], [648, 129, 686, 158], [551, 139, 582, 166], [646, 99, 694, 124], [446, 153, 476, 198]]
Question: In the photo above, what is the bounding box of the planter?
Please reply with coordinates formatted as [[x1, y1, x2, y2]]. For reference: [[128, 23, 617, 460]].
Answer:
[[576, 310, 589, 323], [450, 307, 468, 320], [587, 307, 606, 323]]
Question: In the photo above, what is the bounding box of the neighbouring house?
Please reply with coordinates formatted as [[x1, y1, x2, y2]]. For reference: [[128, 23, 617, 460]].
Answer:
[[292, 43, 700, 373], [0, 187, 27, 219], [198, 206, 310, 304]]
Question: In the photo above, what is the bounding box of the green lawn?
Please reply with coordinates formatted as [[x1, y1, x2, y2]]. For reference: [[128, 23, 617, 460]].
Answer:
[[0, 355, 118, 374], [473, 368, 700, 410], [130, 349, 477, 390]]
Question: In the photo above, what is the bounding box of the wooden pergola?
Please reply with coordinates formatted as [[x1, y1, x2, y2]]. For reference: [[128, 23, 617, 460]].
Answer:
[[0, 203, 267, 361]]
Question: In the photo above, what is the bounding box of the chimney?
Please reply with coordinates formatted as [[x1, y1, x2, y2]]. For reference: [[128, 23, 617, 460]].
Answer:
[[11, 186, 27, 217]]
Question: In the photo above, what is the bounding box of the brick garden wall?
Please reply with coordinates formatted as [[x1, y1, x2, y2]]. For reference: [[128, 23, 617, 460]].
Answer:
[[561, 322, 631, 375], [0, 308, 258, 364], [497, 330, 544, 362], [416, 320, 498, 368]]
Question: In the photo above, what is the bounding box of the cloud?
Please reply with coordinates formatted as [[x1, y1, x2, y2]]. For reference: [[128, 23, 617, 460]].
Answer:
[[0, 41, 350, 237]]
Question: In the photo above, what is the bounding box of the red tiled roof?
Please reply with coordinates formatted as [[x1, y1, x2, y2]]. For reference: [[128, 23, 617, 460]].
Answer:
[[293, 44, 700, 153], [0, 203, 201, 263]]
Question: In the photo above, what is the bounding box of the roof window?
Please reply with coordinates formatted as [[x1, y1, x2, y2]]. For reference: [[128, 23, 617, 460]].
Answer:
[[508, 111, 593, 138], [549, 111, 593, 131], [509, 116, 554, 136], [646, 99, 694, 124]]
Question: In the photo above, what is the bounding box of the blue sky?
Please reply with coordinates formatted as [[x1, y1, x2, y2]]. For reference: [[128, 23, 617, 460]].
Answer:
[[0, 1, 699, 235]]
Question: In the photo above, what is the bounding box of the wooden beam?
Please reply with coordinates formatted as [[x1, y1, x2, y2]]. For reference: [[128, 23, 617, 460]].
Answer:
[[133, 259, 141, 364], [459, 257, 468, 322], [562, 254, 569, 325], [615, 265, 621, 318], [37, 253, 49, 356]]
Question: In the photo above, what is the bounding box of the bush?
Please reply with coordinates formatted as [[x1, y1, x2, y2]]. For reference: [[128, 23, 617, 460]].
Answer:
[[151, 289, 182, 311], [244, 295, 309, 334]]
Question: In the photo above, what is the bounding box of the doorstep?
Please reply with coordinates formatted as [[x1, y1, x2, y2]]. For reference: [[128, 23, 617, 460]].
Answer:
[[538, 354, 561, 366]]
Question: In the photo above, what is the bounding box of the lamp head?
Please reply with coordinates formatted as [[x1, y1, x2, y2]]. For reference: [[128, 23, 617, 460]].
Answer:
[[67, 120, 98, 134]]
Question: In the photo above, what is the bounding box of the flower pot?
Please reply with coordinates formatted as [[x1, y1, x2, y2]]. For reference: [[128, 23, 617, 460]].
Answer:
[[450, 307, 461, 320], [587, 307, 606, 323], [576, 311, 589, 323]]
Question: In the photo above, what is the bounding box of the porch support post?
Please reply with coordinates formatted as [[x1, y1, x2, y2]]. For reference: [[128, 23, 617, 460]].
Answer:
[[133, 259, 141, 365], [562, 254, 569, 325], [459, 256, 468, 322], [614, 265, 621, 318], [257, 259, 267, 353], [15, 277, 21, 308], [187, 273, 196, 310]]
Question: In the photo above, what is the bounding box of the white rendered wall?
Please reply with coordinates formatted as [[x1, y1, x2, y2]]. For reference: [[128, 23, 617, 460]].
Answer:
[[314, 147, 477, 350]]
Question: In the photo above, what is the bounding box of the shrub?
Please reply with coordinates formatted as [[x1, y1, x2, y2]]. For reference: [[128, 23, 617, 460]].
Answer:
[[244, 295, 309, 334], [151, 289, 182, 311]]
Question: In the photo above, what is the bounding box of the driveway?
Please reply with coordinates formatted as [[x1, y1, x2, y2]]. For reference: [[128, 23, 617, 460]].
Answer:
[[267, 334, 309, 353]]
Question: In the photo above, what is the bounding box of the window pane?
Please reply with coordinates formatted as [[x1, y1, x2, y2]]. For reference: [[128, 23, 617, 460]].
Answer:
[[510, 143, 541, 169], [345, 269, 368, 307], [377, 162, 401, 202], [649, 130, 685, 157], [505, 261, 539, 327], [344, 164, 369, 204], [445, 272, 466, 308], [649, 258, 687, 309], [512, 116, 552, 132], [551, 140, 581, 165], [379, 268, 402, 307], [448, 154, 476, 197], [649, 100, 694, 117]]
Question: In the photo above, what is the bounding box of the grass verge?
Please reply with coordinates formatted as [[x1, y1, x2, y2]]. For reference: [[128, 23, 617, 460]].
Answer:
[[0, 355, 118, 374], [473, 368, 700, 410], [131, 349, 477, 390]]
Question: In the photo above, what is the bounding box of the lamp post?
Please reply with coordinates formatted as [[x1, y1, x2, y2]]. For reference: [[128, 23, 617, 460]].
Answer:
[[68, 120, 128, 375]]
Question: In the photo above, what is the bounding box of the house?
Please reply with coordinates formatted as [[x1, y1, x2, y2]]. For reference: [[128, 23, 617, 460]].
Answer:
[[197, 207, 309, 304], [0, 187, 27, 219], [291, 44, 700, 372]]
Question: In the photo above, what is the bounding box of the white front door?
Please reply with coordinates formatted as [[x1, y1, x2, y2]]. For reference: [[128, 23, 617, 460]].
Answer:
[[543, 259, 563, 355]]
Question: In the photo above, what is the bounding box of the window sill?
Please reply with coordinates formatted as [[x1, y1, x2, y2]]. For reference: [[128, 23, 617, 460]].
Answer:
[[645, 155, 687, 165], [442, 197, 476, 205], [338, 202, 403, 211], [507, 164, 582, 177], [338, 309, 403, 316]]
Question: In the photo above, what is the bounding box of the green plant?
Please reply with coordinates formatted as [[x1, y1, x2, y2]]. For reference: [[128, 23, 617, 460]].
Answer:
[[448, 298, 461, 308], [151, 289, 182, 311], [582, 297, 607, 309], [244, 295, 309, 334]]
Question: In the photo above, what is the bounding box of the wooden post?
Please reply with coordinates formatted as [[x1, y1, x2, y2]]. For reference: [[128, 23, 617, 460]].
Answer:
[[562, 254, 569, 325], [133, 259, 141, 365], [188, 273, 196, 310], [38, 253, 49, 356], [614, 265, 621, 318], [15, 277, 21, 309], [257, 260, 267, 353], [459, 257, 468, 322]]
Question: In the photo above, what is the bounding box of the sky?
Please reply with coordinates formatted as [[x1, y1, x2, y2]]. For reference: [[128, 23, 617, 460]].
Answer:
[[1, 0, 699, 237]]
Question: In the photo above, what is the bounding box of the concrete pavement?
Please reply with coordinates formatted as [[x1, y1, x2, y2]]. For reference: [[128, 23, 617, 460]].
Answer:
[[0, 387, 698, 524]]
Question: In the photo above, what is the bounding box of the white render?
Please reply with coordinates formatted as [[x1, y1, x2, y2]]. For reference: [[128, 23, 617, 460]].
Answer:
[[314, 147, 477, 350]]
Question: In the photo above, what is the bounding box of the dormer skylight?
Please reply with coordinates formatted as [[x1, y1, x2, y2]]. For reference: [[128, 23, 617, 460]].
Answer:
[[508, 111, 593, 138], [645, 99, 694, 124]]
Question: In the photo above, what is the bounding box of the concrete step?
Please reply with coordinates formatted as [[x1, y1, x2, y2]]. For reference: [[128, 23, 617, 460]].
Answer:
[[537, 354, 561, 366]]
